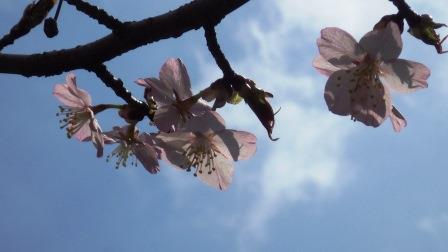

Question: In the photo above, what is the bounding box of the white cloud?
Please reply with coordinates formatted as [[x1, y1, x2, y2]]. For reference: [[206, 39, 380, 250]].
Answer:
[[241, 102, 353, 238], [418, 214, 448, 237], [195, 0, 448, 247], [196, 0, 363, 245], [270, 0, 394, 37]]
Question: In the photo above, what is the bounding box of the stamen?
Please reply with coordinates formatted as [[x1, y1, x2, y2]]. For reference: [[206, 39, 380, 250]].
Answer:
[[182, 139, 218, 178], [56, 106, 93, 138]]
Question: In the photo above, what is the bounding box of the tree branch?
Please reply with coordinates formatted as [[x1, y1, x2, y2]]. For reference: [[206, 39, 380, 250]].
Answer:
[[0, 0, 249, 77], [0, 0, 55, 51], [389, 0, 419, 26], [65, 0, 123, 31], [88, 64, 150, 120]]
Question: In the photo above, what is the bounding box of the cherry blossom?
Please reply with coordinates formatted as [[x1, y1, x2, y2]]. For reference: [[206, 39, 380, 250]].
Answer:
[[156, 111, 256, 190], [105, 126, 161, 174], [313, 22, 430, 132], [136, 58, 209, 132], [53, 73, 107, 157]]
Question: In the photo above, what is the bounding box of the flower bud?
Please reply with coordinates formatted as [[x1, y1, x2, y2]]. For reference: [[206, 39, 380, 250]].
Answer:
[[407, 14, 447, 52], [44, 18, 58, 38], [238, 79, 278, 141]]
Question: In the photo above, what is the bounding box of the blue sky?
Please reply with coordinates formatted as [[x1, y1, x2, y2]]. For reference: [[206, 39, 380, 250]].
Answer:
[[1, 0, 448, 251]]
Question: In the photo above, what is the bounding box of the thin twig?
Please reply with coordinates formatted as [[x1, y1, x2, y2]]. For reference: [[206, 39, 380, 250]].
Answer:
[[389, 0, 419, 26], [88, 64, 150, 120], [204, 24, 235, 79]]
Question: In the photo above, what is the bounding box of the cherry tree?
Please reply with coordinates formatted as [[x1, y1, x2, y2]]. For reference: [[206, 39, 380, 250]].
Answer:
[[0, 0, 446, 190]]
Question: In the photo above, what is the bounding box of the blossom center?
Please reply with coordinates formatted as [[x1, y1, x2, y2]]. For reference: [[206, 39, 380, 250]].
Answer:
[[346, 59, 384, 121], [107, 141, 140, 169], [181, 135, 218, 177], [353, 58, 381, 87], [56, 105, 93, 138]]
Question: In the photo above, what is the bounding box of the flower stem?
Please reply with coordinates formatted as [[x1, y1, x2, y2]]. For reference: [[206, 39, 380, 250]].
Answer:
[[91, 104, 125, 114]]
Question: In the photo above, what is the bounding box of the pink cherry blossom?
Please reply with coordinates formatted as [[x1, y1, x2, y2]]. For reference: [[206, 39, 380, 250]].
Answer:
[[136, 58, 209, 132], [156, 111, 256, 190], [105, 126, 161, 174], [53, 73, 107, 157], [313, 22, 430, 132]]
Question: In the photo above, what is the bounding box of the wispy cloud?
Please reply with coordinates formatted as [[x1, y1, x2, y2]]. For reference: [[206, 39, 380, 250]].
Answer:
[[191, 0, 448, 248], [195, 0, 381, 246], [418, 214, 448, 237]]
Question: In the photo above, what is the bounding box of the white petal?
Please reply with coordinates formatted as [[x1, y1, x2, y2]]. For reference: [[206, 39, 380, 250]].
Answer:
[[53, 84, 84, 108], [159, 58, 193, 101], [312, 55, 341, 76], [181, 110, 226, 133], [380, 59, 430, 93], [197, 154, 234, 191], [53, 74, 92, 107], [359, 22, 402, 62], [155, 132, 196, 168], [154, 105, 182, 132], [324, 69, 357, 116], [389, 106, 407, 132], [317, 27, 365, 68], [350, 78, 391, 128], [132, 143, 160, 174], [135, 77, 175, 106], [214, 130, 257, 161]]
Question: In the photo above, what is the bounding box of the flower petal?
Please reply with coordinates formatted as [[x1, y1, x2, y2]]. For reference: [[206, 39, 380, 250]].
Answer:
[[181, 110, 226, 133], [380, 59, 430, 93], [103, 125, 129, 140], [53, 84, 85, 107], [72, 118, 94, 141], [132, 143, 160, 174], [154, 102, 212, 133], [159, 58, 193, 101], [350, 78, 391, 128], [53, 74, 92, 107], [317, 27, 365, 68], [324, 69, 357, 116], [214, 130, 257, 161], [312, 54, 341, 76], [389, 106, 407, 132], [154, 105, 182, 132], [135, 77, 175, 106], [197, 154, 234, 191], [155, 132, 196, 168], [359, 22, 402, 62]]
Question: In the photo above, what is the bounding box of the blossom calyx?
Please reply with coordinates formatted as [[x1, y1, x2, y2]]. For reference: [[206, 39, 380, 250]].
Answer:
[[118, 103, 149, 124], [200, 78, 236, 110], [374, 15, 404, 33]]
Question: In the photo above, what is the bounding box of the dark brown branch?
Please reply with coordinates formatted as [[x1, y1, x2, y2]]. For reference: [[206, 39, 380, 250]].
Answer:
[[65, 0, 123, 31], [0, 0, 55, 51], [204, 24, 235, 79], [0, 0, 249, 77], [88, 64, 150, 121]]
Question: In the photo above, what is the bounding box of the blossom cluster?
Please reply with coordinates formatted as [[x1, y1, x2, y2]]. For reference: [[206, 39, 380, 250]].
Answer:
[[53, 58, 256, 190], [313, 22, 431, 132]]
